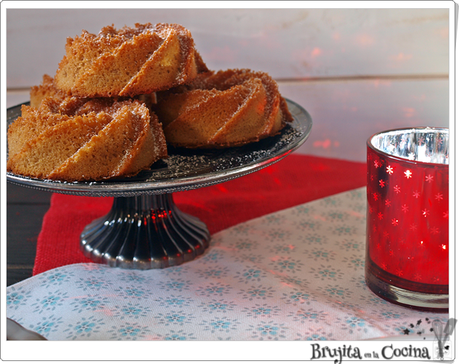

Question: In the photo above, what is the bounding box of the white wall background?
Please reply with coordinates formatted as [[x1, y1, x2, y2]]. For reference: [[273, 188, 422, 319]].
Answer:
[[5, 5, 451, 162]]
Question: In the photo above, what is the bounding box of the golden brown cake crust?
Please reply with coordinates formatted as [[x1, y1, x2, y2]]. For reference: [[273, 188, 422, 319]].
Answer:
[[30, 74, 65, 108], [7, 97, 168, 182], [154, 69, 293, 148], [54, 23, 209, 98]]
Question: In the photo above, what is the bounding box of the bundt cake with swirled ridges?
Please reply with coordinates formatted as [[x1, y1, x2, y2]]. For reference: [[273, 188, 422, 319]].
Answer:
[[153, 69, 293, 148], [54, 23, 209, 98], [7, 97, 168, 181]]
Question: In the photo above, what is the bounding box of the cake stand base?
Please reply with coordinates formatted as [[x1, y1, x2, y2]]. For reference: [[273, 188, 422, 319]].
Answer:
[[80, 193, 210, 269]]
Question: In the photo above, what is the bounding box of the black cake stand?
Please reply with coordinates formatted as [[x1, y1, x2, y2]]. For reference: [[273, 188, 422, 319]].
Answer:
[[7, 99, 313, 269]]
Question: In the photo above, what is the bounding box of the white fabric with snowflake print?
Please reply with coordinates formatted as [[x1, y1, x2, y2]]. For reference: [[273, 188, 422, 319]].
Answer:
[[6, 187, 448, 340]]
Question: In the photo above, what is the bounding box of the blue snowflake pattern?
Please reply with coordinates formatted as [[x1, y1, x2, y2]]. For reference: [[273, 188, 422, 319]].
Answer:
[[117, 271, 147, 284], [195, 282, 233, 297], [297, 219, 320, 231], [200, 317, 240, 334], [309, 265, 344, 281], [163, 329, 197, 340], [288, 308, 328, 324], [198, 299, 237, 314], [344, 255, 365, 270], [279, 276, 310, 289], [155, 310, 195, 327], [265, 229, 291, 242], [264, 214, 287, 225], [238, 285, 275, 301], [232, 225, 254, 235], [232, 239, 258, 251], [155, 294, 192, 308], [292, 205, 312, 216], [201, 250, 223, 263], [163, 265, 189, 276], [381, 311, 402, 320], [113, 286, 152, 301], [302, 234, 325, 244], [112, 302, 152, 320], [242, 303, 282, 318], [158, 279, 192, 292], [247, 320, 288, 340], [196, 266, 230, 279], [233, 253, 264, 265], [234, 267, 266, 284], [339, 316, 368, 334], [270, 243, 297, 255], [107, 322, 151, 340], [336, 239, 362, 252], [304, 248, 336, 262], [31, 290, 69, 314], [333, 225, 357, 236], [39, 271, 74, 288], [320, 196, 340, 207], [63, 315, 105, 340], [75, 276, 111, 291], [296, 327, 334, 341], [70, 294, 111, 314], [29, 314, 64, 338], [321, 284, 352, 299], [282, 289, 313, 305], [7, 288, 33, 310], [270, 257, 304, 274], [327, 211, 347, 221]]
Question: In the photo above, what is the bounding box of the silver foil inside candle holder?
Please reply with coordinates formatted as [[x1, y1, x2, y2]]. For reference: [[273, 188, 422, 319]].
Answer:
[[370, 127, 449, 165]]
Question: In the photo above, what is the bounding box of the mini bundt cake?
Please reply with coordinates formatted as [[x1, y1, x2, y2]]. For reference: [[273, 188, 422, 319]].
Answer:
[[54, 23, 209, 98], [153, 69, 293, 148], [7, 97, 168, 181]]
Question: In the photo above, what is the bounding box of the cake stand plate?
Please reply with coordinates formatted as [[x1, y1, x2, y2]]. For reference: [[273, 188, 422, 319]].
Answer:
[[7, 99, 313, 269]]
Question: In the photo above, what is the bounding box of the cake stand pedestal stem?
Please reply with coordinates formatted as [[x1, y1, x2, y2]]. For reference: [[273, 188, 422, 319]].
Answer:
[[80, 193, 210, 269]]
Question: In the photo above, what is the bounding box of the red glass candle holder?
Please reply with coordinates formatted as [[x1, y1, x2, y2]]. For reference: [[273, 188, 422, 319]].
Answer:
[[365, 127, 449, 312]]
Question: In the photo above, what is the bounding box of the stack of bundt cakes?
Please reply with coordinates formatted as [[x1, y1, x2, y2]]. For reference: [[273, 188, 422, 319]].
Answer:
[[7, 22, 293, 182]]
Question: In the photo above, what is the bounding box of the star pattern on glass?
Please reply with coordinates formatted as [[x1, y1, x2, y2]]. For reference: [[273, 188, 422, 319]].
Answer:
[[430, 227, 439, 235], [367, 148, 448, 285]]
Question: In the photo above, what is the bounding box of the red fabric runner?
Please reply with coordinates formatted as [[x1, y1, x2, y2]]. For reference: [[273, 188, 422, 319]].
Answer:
[[33, 154, 366, 275]]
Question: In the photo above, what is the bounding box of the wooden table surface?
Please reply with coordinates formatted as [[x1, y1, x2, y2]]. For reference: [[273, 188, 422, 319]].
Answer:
[[7, 183, 52, 286]]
